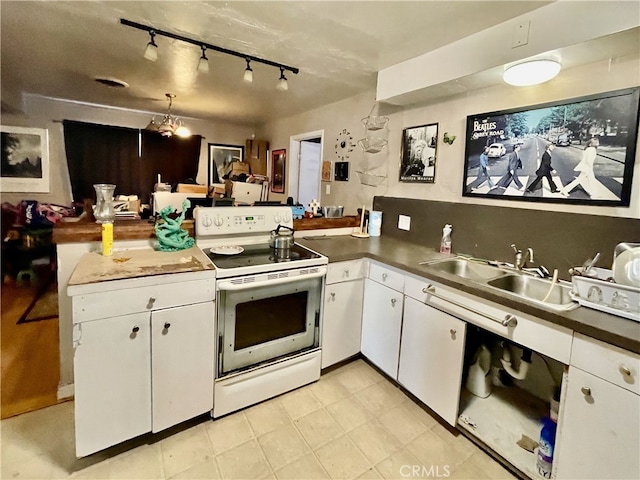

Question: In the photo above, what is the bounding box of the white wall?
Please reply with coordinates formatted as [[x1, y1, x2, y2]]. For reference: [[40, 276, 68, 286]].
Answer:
[[260, 55, 640, 219], [0, 94, 255, 206]]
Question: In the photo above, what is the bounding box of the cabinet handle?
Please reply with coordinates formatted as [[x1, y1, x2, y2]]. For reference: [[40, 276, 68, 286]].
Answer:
[[502, 315, 518, 328], [450, 329, 457, 339], [581, 386, 592, 396], [344, 270, 350, 278], [382, 273, 388, 281], [423, 285, 435, 294], [164, 322, 171, 329], [330, 292, 336, 301], [147, 297, 156, 309], [620, 365, 632, 377], [391, 298, 397, 307], [132, 326, 140, 333]]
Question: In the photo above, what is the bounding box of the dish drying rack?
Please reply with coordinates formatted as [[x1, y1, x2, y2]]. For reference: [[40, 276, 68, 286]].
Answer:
[[570, 266, 640, 322]]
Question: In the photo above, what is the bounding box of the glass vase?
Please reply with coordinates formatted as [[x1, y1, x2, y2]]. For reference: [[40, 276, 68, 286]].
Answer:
[[93, 183, 116, 224]]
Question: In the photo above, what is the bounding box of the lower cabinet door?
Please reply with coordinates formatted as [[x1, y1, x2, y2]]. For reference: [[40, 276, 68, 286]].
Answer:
[[151, 302, 215, 432], [322, 279, 364, 368], [555, 366, 640, 480], [398, 298, 466, 426], [361, 279, 403, 378], [74, 313, 152, 457]]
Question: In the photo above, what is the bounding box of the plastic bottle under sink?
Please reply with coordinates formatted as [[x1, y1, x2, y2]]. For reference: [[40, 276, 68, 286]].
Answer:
[[466, 344, 492, 398]]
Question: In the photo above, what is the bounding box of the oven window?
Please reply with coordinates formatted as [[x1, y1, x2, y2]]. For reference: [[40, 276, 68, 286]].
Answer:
[[234, 291, 308, 350]]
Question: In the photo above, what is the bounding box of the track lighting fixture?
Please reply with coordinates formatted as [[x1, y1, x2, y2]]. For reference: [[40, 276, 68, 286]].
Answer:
[[243, 58, 253, 83], [145, 93, 190, 138], [197, 46, 209, 74], [276, 67, 288, 91], [144, 30, 158, 62], [121, 18, 298, 90]]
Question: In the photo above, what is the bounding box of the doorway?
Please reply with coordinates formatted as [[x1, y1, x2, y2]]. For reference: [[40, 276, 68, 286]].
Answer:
[[288, 131, 323, 209]]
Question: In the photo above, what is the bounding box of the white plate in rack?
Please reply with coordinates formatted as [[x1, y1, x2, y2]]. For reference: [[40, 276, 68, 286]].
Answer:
[[209, 245, 244, 255]]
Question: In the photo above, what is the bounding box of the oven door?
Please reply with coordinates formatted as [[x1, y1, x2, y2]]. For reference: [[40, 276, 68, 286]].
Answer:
[[217, 270, 324, 376]]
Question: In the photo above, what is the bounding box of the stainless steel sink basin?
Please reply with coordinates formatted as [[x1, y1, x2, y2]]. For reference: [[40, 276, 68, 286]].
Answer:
[[426, 258, 505, 281], [486, 274, 576, 310]]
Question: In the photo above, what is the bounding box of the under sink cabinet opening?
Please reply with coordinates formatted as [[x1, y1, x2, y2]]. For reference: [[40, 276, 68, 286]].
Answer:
[[458, 326, 566, 480]]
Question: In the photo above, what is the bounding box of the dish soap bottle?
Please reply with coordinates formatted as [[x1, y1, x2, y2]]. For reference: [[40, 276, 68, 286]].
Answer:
[[440, 224, 452, 254]]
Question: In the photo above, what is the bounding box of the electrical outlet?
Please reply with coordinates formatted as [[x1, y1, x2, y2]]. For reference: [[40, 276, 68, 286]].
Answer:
[[398, 215, 411, 231], [325, 184, 331, 194]]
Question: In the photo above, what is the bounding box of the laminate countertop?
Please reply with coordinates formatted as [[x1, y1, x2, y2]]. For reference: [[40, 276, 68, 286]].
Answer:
[[297, 235, 640, 354]]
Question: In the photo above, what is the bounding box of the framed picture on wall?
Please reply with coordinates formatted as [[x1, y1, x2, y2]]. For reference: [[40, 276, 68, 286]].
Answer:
[[321, 160, 332, 182], [208, 143, 244, 185], [1, 126, 49, 192], [271, 149, 286, 193], [400, 123, 439, 183], [462, 87, 640, 206]]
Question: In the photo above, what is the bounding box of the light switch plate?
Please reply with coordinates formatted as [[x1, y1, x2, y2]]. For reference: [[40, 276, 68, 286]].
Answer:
[[398, 215, 411, 231], [325, 184, 331, 194]]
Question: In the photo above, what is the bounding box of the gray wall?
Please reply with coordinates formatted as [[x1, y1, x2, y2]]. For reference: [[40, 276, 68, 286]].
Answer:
[[374, 196, 640, 280]]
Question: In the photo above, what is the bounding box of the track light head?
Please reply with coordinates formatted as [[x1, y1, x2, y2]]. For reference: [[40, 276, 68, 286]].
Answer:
[[197, 46, 209, 74], [277, 67, 288, 91], [243, 58, 253, 83], [144, 31, 158, 62]]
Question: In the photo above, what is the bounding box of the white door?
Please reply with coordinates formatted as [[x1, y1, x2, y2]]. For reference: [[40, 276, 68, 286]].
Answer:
[[361, 279, 403, 378], [322, 279, 364, 368], [398, 297, 466, 426], [74, 313, 152, 457], [555, 367, 640, 479], [298, 140, 321, 209], [151, 302, 215, 432]]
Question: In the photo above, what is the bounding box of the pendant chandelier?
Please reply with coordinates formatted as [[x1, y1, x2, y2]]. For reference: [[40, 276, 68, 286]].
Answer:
[[145, 93, 190, 137]]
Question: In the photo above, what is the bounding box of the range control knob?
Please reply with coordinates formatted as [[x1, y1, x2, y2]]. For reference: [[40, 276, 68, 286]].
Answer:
[[284, 213, 291, 222], [201, 215, 212, 227], [274, 214, 282, 224], [214, 216, 224, 227]]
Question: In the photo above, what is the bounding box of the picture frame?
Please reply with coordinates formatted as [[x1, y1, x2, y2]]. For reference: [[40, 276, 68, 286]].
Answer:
[[271, 149, 286, 193], [462, 87, 640, 207], [1, 126, 49, 192], [208, 143, 244, 185], [400, 123, 439, 183], [321, 160, 332, 182]]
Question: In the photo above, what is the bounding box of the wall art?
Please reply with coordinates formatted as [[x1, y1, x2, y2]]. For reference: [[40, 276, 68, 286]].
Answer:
[[1, 126, 49, 192], [400, 123, 439, 183], [271, 149, 286, 193], [208, 143, 244, 185], [462, 87, 640, 206]]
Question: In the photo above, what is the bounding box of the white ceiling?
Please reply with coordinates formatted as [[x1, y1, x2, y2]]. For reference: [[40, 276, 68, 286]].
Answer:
[[0, 1, 637, 127]]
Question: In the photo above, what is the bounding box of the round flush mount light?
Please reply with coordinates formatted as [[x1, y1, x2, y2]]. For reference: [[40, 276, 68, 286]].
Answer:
[[503, 59, 561, 87]]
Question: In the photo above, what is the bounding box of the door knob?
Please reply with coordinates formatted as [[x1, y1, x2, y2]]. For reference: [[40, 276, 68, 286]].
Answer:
[[330, 292, 336, 301], [391, 298, 397, 306], [620, 365, 632, 377], [164, 322, 171, 329], [581, 386, 591, 396], [132, 326, 140, 333]]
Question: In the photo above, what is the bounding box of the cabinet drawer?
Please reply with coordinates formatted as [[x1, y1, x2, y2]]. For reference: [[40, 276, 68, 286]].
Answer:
[[404, 274, 573, 364], [368, 262, 404, 292], [72, 277, 215, 323], [326, 260, 364, 284], [571, 333, 640, 395]]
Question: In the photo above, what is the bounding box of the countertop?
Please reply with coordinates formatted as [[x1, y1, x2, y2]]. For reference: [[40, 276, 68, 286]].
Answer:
[[68, 246, 214, 287], [297, 235, 640, 354]]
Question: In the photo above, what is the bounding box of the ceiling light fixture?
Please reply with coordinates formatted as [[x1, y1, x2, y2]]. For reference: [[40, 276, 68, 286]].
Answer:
[[145, 93, 191, 138], [503, 59, 561, 86], [121, 18, 298, 90], [243, 58, 253, 83], [144, 30, 158, 62], [197, 46, 209, 74], [276, 67, 288, 91]]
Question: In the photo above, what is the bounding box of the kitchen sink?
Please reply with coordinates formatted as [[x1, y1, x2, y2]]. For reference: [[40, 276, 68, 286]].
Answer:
[[425, 258, 505, 281], [486, 274, 577, 310]]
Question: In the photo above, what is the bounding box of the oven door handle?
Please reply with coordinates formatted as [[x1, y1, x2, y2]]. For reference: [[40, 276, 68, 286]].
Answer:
[[217, 269, 326, 291]]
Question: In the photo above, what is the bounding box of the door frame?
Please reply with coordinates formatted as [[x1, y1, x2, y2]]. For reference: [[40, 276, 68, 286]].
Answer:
[[288, 130, 324, 202]]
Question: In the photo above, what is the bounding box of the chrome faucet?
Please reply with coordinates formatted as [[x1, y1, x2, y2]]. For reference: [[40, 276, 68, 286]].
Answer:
[[511, 244, 534, 270]]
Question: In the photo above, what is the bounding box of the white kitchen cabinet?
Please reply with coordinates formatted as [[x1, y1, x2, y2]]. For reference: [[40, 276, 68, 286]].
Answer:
[[322, 261, 364, 368], [555, 334, 640, 480], [361, 277, 403, 378], [74, 312, 152, 458], [151, 302, 215, 432], [398, 297, 466, 426]]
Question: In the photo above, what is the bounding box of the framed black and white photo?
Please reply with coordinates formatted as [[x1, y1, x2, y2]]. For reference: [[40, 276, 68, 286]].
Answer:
[[462, 87, 640, 207], [1, 126, 49, 192], [400, 123, 439, 183], [208, 143, 244, 185]]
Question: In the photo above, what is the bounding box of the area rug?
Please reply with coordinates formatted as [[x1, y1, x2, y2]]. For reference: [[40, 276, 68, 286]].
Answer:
[[17, 281, 58, 324]]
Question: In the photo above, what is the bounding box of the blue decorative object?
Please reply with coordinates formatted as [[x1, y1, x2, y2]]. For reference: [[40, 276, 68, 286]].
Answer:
[[155, 199, 195, 251]]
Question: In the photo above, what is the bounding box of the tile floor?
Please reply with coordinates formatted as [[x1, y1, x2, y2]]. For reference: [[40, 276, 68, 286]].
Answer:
[[1, 360, 516, 480]]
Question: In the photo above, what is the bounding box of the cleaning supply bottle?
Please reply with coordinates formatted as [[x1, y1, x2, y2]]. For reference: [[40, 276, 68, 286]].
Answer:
[[537, 417, 557, 478], [440, 224, 452, 254]]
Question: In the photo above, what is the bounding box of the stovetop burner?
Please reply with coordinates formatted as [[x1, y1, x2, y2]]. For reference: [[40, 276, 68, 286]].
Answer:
[[204, 243, 321, 270]]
